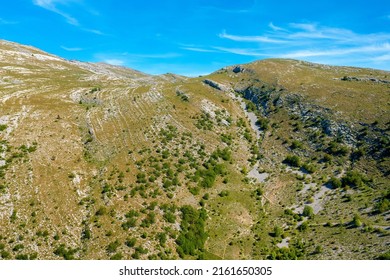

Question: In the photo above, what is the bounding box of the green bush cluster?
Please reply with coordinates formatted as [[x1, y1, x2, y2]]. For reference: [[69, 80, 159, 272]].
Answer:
[[341, 170, 370, 188], [54, 244, 78, 260], [176, 206, 207, 258], [195, 113, 213, 130], [284, 155, 301, 167]]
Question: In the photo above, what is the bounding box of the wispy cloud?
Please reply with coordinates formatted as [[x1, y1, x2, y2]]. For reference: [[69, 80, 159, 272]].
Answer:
[[0, 17, 18, 25], [130, 53, 181, 59], [94, 52, 181, 68], [32, 0, 104, 35], [213, 47, 265, 56], [181, 46, 219, 53], [268, 22, 285, 32], [102, 59, 125, 66], [214, 22, 390, 68], [82, 28, 105, 36], [61, 45, 83, 51], [219, 30, 287, 43], [33, 0, 79, 26]]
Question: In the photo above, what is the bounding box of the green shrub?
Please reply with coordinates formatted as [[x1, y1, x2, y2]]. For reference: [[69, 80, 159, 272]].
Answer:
[[256, 117, 269, 130], [328, 177, 342, 189], [342, 171, 369, 188], [302, 205, 314, 219], [376, 197, 390, 213], [110, 253, 123, 260], [273, 226, 282, 238], [163, 211, 176, 223], [54, 244, 77, 260], [284, 155, 301, 167], [298, 221, 308, 232], [290, 140, 303, 150], [302, 163, 316, 174], [106, 240, 120, 253], [125, 237, 137, 248], [352, 214, 362, 227], [81, 227, 91, 240], [218, 190, 229, 197], [176, 206, 207, 257], [377, 250, 390, 260]]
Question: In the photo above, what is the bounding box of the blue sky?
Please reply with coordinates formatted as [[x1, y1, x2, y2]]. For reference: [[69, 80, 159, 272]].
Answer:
[[1, 0, 390, 76]]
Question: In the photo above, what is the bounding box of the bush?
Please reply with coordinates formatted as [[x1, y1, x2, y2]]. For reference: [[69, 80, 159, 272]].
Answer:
[[95, 207, 106, 216], [377, 250, 390, 260], [163, 211, 176, 223], [54, 244, 77, 260], [122, 218, 137, 230], [284, 155, 301, 167], [302, 206, 314, 219], [176, 206, 207, 257], [298, 221, 309, 232], [256, 117, 269, 130], [352, 214, 362, 227], [106, 240, 120, 253], [110, 253, 123, 260], [290, 140, 303, 150], [376, 197, 390, 213], [342, 171, 369, 188], [327, 141, 349, 156], [125, 237, 137, 248], [273, 226, 282, 238], [157, 233, 167, 246], [302, 163, 316, 174], [328, 177, 342, 189], [218, 190, 229, 197], [81, 227, 91, 240]]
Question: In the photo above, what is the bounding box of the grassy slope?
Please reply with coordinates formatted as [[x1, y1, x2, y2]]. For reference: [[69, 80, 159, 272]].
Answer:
[[0, 41, 389, 260]]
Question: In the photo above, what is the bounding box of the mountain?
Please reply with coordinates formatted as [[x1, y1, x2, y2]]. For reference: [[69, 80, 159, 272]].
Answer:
[[0, 40, 389, 260]]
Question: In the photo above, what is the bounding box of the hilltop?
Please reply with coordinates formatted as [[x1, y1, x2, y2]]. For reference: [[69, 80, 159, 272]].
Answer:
[[0, 40, 389, 260]]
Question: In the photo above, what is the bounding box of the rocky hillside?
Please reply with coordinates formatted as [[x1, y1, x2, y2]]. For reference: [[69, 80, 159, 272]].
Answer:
[[0, 40, 389, 260]]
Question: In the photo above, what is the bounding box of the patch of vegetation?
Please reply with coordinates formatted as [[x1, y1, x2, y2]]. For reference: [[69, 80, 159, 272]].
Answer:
[[176, 206, 207, 258], [54, 244, 78, 260], [283, 155, 301, 167], [195, 113, 213, 130]]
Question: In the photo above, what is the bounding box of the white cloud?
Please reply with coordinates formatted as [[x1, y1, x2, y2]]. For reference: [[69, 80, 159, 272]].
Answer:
[[213, 47, 265, 56], [281, 44, 390, 59], [103, 59, 125, 66], [82, 28, 105, 35], [33, 0, 79, 25], [181, 47, 219, 53], [216, 22, 390, 69], [33, 0, 105, 35], [140, 53, 180, 59], [268, 22, 285, 32], [289, 22, 317, 32], [61, 45, 83, 51], [372, 53, 390, 62], [219, 30, 287, 43], [0, 17, 18, 25]]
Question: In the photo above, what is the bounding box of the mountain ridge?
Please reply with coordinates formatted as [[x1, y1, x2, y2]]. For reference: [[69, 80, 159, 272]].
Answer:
[[0, 40, 389, 260]]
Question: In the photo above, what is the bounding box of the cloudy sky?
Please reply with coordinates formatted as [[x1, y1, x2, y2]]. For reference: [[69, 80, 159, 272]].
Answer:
[[1, 0, 390, 75]]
